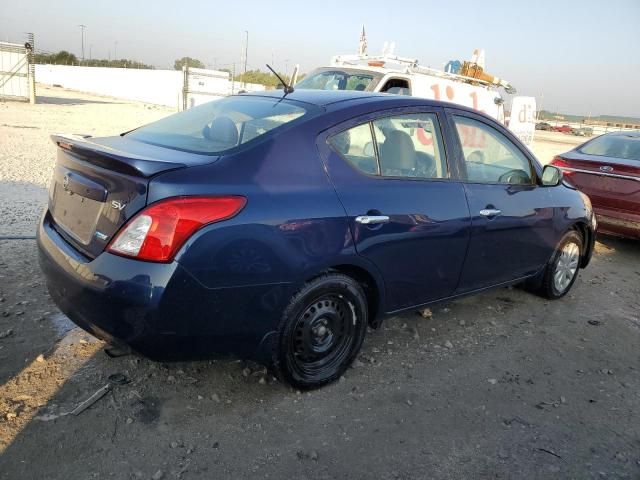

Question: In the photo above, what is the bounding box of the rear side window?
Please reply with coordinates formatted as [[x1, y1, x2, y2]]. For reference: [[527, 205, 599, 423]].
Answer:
[[329, 113, 448, 179], [127, 96, 312, 154], [580, 135, 640, 161], [453, 116, 533, 185], [373, 114, 446, 178], [329, 123, 378, 174]]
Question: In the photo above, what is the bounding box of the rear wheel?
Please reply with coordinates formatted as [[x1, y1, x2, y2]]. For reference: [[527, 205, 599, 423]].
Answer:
[[273, 273, 368, 389], [538, 230, 583, 299]]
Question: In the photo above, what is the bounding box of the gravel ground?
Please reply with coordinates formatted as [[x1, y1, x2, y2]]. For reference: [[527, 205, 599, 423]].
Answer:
[[0, 85, 171, 237], [0, 88, 639, 479]]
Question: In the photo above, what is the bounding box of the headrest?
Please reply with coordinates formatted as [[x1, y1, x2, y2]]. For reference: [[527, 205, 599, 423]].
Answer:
[[203, 116, 238, 146]]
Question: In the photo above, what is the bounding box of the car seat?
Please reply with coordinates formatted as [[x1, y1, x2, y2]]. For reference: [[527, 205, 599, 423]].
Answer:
[[379, 130, 416, 175], [203, 116, 239, 147]]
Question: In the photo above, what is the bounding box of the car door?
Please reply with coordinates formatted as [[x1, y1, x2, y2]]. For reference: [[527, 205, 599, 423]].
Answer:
[[446, 109, 556, 293], [318, 107, 471, 312]]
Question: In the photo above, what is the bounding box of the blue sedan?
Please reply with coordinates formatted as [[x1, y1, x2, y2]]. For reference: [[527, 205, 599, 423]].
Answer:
[[37, 90, 596, 388]]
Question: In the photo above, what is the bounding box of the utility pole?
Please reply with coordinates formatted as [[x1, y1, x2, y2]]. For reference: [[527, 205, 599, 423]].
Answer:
[[78, 25, 86, 61], [231, 63, 236, 94], [240, 30, 248, 88], [536, 92, 543, 121], [114, 41, 118, 61], [89, 44, 93, 61]]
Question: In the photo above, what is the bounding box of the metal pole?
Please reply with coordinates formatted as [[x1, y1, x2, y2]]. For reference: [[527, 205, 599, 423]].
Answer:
[[27, 32, 36, 104], [536, 92, 543, 121], [78, 25, 86, 61], [231, 63, 235, 95], [114, 41, 118, 61], [182, 65, 188, 111], [89, 44, 92, 60], [244, 31, 248, 84]]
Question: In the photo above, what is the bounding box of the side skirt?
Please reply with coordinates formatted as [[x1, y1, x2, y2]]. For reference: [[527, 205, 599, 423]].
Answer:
[[383, 273, 540, 318]]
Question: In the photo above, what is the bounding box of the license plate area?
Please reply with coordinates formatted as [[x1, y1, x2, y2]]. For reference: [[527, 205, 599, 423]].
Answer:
[[51, 182, 103, 245]]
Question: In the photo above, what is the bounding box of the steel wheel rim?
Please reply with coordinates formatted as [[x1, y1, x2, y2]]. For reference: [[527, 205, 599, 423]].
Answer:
[[553, 241, 580, 292], [288, 294, 357, 380]]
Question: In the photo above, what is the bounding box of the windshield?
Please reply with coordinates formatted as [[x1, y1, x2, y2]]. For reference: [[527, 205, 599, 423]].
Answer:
[[127, 96, 312, 154], [580, 134, 640, 161], [296, 69, 381, 91]]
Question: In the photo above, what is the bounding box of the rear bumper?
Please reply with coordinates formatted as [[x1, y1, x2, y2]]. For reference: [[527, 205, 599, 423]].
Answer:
[[37, 211, 287, 362], [594, 207, 640, 239]]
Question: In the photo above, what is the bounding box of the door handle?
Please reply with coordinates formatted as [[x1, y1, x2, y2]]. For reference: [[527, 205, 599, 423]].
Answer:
[[355, 215, 390, 225], [479, 209, 502, 217]]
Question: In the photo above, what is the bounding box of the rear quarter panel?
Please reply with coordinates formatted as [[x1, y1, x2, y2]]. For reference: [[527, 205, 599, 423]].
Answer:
[[146, 117, 386, 336]]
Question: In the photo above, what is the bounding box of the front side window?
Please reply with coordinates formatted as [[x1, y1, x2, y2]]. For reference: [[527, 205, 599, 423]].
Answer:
[[127, 96, 312, 154], [380, 78, 411, 96], [453, 116, 533, 185], [329, 113, 447, 179]]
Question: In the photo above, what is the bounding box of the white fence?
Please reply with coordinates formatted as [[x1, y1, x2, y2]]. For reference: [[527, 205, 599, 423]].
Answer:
[[35, 64, 266, 109], [1, 41, 34, 102]]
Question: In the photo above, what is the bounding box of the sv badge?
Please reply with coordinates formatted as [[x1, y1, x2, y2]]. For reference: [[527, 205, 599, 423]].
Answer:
[[111, 200, 127, 211]]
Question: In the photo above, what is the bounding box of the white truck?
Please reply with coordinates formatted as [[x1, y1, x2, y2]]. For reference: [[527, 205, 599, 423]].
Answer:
[[295, 49, 536, 145]]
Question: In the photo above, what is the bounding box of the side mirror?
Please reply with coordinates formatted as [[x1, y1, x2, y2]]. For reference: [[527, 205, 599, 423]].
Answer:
[[363, 142, 375, 157], [541, 165, 563, 186]]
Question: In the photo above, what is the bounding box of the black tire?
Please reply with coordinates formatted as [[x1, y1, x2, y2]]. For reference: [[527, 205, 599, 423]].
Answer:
[[272, 273, 368, 389], [538, 230, 583, 299]]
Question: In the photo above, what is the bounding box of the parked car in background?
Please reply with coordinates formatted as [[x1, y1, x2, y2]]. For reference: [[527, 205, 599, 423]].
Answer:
[[553, 125, 573, 133], [572, 127, 594, 137], [535, 122, 553, 131], [38, 90, 596, 388], [552, 131, 640, 239]]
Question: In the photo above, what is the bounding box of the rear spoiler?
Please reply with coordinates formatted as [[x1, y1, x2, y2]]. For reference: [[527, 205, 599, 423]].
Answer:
[[51, 134, 186, 178]]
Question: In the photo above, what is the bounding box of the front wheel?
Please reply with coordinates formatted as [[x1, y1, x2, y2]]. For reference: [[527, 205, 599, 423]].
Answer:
[[538, 230, 583, 299], [272, 273, 368, 389]]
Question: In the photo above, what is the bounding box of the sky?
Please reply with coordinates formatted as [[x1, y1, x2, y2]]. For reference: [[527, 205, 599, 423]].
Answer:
[[1, 0, 639, 117]]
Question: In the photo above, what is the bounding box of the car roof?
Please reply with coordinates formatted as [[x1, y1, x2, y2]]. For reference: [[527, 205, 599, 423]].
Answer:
[[242, 88, 382, 106], [601, 130, 640, 138], [240, 88, 478, 114]]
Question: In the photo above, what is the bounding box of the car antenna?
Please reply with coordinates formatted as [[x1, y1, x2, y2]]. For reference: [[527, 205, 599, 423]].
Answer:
[[266, 64, 294, 94]]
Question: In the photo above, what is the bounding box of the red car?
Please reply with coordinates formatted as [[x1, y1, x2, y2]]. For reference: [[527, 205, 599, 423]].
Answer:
[[552, 131, 640, 239], [553, 125, 573, 133]]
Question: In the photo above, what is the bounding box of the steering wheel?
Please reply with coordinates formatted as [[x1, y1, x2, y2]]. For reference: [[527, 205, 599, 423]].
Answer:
[[498, 169, 531, 185]]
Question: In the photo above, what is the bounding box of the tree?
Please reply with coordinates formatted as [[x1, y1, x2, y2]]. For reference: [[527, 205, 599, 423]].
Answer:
[[34, 50, 153, 69], [35, 50, 78, 65], [174, 57, 205, 70], [234, 69, 293, 88]]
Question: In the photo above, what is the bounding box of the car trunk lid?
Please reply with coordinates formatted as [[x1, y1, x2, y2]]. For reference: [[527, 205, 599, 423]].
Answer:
[[48, 134, 219, 258], [554, 151, 640, 213]]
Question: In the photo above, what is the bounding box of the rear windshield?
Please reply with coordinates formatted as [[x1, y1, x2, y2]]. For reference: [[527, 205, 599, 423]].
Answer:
[[296, 69, 381, 91], [580, 134, 640, 161], [127, 96, 312, 154]]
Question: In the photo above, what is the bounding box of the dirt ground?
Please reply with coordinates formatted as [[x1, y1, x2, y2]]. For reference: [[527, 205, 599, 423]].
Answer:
[[0, 87, 639, 480]]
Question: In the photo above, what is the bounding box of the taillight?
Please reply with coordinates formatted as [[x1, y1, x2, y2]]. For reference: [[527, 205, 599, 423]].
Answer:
[[107, 196, 246, 262], [550, 156, 573, 174]]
